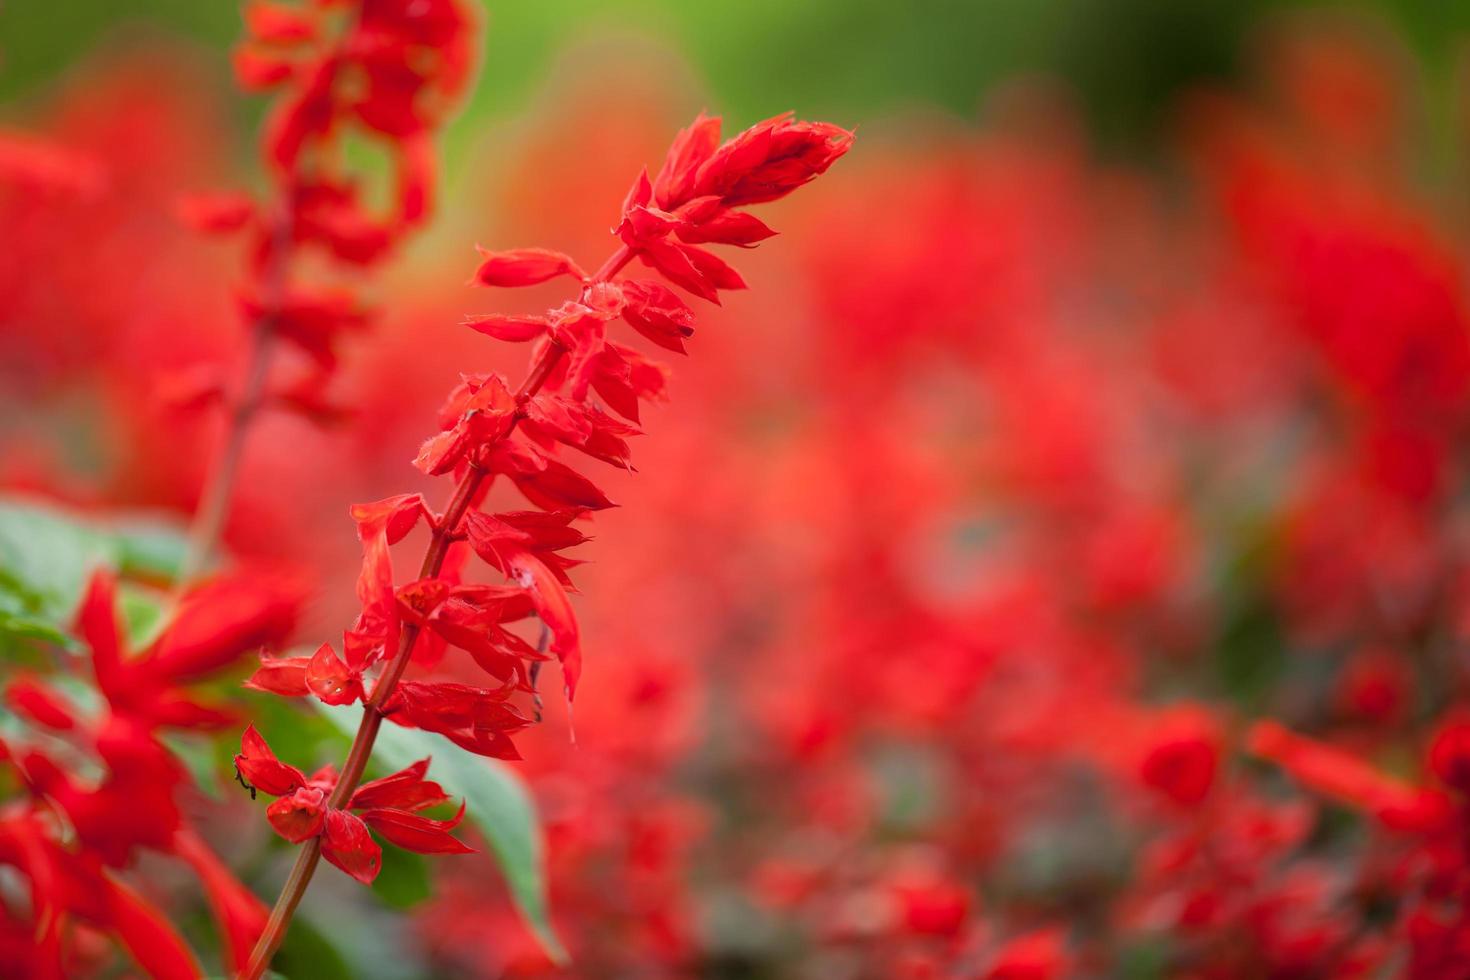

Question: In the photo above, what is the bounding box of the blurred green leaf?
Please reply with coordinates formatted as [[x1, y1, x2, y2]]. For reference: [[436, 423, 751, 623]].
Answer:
[[0, 499, 118, 633], [118, 582, 171, 649], [316, 701, 568, 965], [371, 845, 432, 911], [160, 731, 225, 800], [270, 913, 354, 980], [112, 516, 191, 580], [0, 497, 189, 656]]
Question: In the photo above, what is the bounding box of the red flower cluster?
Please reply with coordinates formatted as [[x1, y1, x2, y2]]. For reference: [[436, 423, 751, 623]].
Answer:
[[172, 0, 477, 569], [1250, 716, 1470, 973], [230, 108, 849, 970], [241, 104, 851, 826], [0, 573, 297, 977], [235, 725, 470, 883]]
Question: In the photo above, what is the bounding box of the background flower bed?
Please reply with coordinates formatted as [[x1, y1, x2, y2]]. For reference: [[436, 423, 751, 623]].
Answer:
[[6, 2, 1470, 977]]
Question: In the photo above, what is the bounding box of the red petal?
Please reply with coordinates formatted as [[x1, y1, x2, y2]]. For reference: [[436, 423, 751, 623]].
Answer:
[[173, 827, 267, 976], [464, 313, 550, 342], [474, 247, 585, 287], [640, 239, 718, 303], [102, 873, 204, 980], [77, 572, 126, 698], [507, 550, 582, 698], [395, 131, 433, 227], [680, 243, 746, 291], [355, 512, 398, 633], [233, 724, 306, 797], [677, 206, 776, 247], [154, 363, 228, 414], [241, 290, 370, 369], [266, 786, 327, 843], [621, 166, 652, 214], [361, 802, 474, 855], [321, 809, 382, 884], [692, 114, 853, 206], [305, 642, 363, 706], [463, 510, 535, 570], [396, 577, 451, 625], [244, 656, 311, 697], [653, 111, 722, 209], [511, 457, 615, 512], [351, 493, 430, 545], [4, 678, 77, 730], [1430, 718, 1470, 792], [350, 758, 450, 812], [271, 369, 353, 426], [389, 679, 517, 727], [413, 426, 470, 476], [620, 278, 696, 353], [232, 47, 295, 90]]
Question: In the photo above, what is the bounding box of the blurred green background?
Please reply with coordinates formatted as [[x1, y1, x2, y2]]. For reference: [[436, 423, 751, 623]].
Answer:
[[3, 0, 1468, 152]]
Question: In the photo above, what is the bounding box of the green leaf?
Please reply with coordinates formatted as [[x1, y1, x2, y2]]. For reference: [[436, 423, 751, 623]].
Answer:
[[118, 582, 171, 649], [159, 731, 225, 800], [112, 515, 191, 581], [269, 912, 353, 980], [0, 498, 119, 629], [315, 702, 568, 965], [368, 845, 431, 911], [0, 496, 190, 655]]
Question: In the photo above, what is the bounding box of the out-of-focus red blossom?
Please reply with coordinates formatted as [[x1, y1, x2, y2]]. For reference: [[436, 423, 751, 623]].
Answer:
[[1137, 704, 1223, 807], [0, 571, 299, 976], [984, 929, 1070, 980], [1249, 715, 1470, 976], [159, 0, 479, 587], [1335, 646, 1412, 725], [0, 129, 105, 195]]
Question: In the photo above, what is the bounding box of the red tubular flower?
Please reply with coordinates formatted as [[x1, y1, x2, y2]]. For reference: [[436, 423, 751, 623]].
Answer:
[[268, 786, 329, 842], [77, 569, 298, 730], [233, 728, 473, 884], [474, 247, 586, 286], [234, 723, 307, 797]]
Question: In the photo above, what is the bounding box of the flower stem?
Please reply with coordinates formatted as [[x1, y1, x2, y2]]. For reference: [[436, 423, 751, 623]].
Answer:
[[178, 324, 274, 584], [239, 244, 635, 979], [179, 215, 294, 585]]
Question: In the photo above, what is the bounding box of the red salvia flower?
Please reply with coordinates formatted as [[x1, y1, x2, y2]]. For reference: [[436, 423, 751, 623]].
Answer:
[[234, 107, 849, 972], [234, 725, 473, 883]]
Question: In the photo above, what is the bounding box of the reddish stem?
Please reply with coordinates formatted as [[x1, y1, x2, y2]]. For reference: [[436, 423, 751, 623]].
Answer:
[[179, 214, 294, 585], [239, 244, 634, 979]]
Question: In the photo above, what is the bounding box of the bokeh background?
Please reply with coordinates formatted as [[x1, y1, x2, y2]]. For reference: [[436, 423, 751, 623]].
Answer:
[[8, 1, 1470, 977]]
